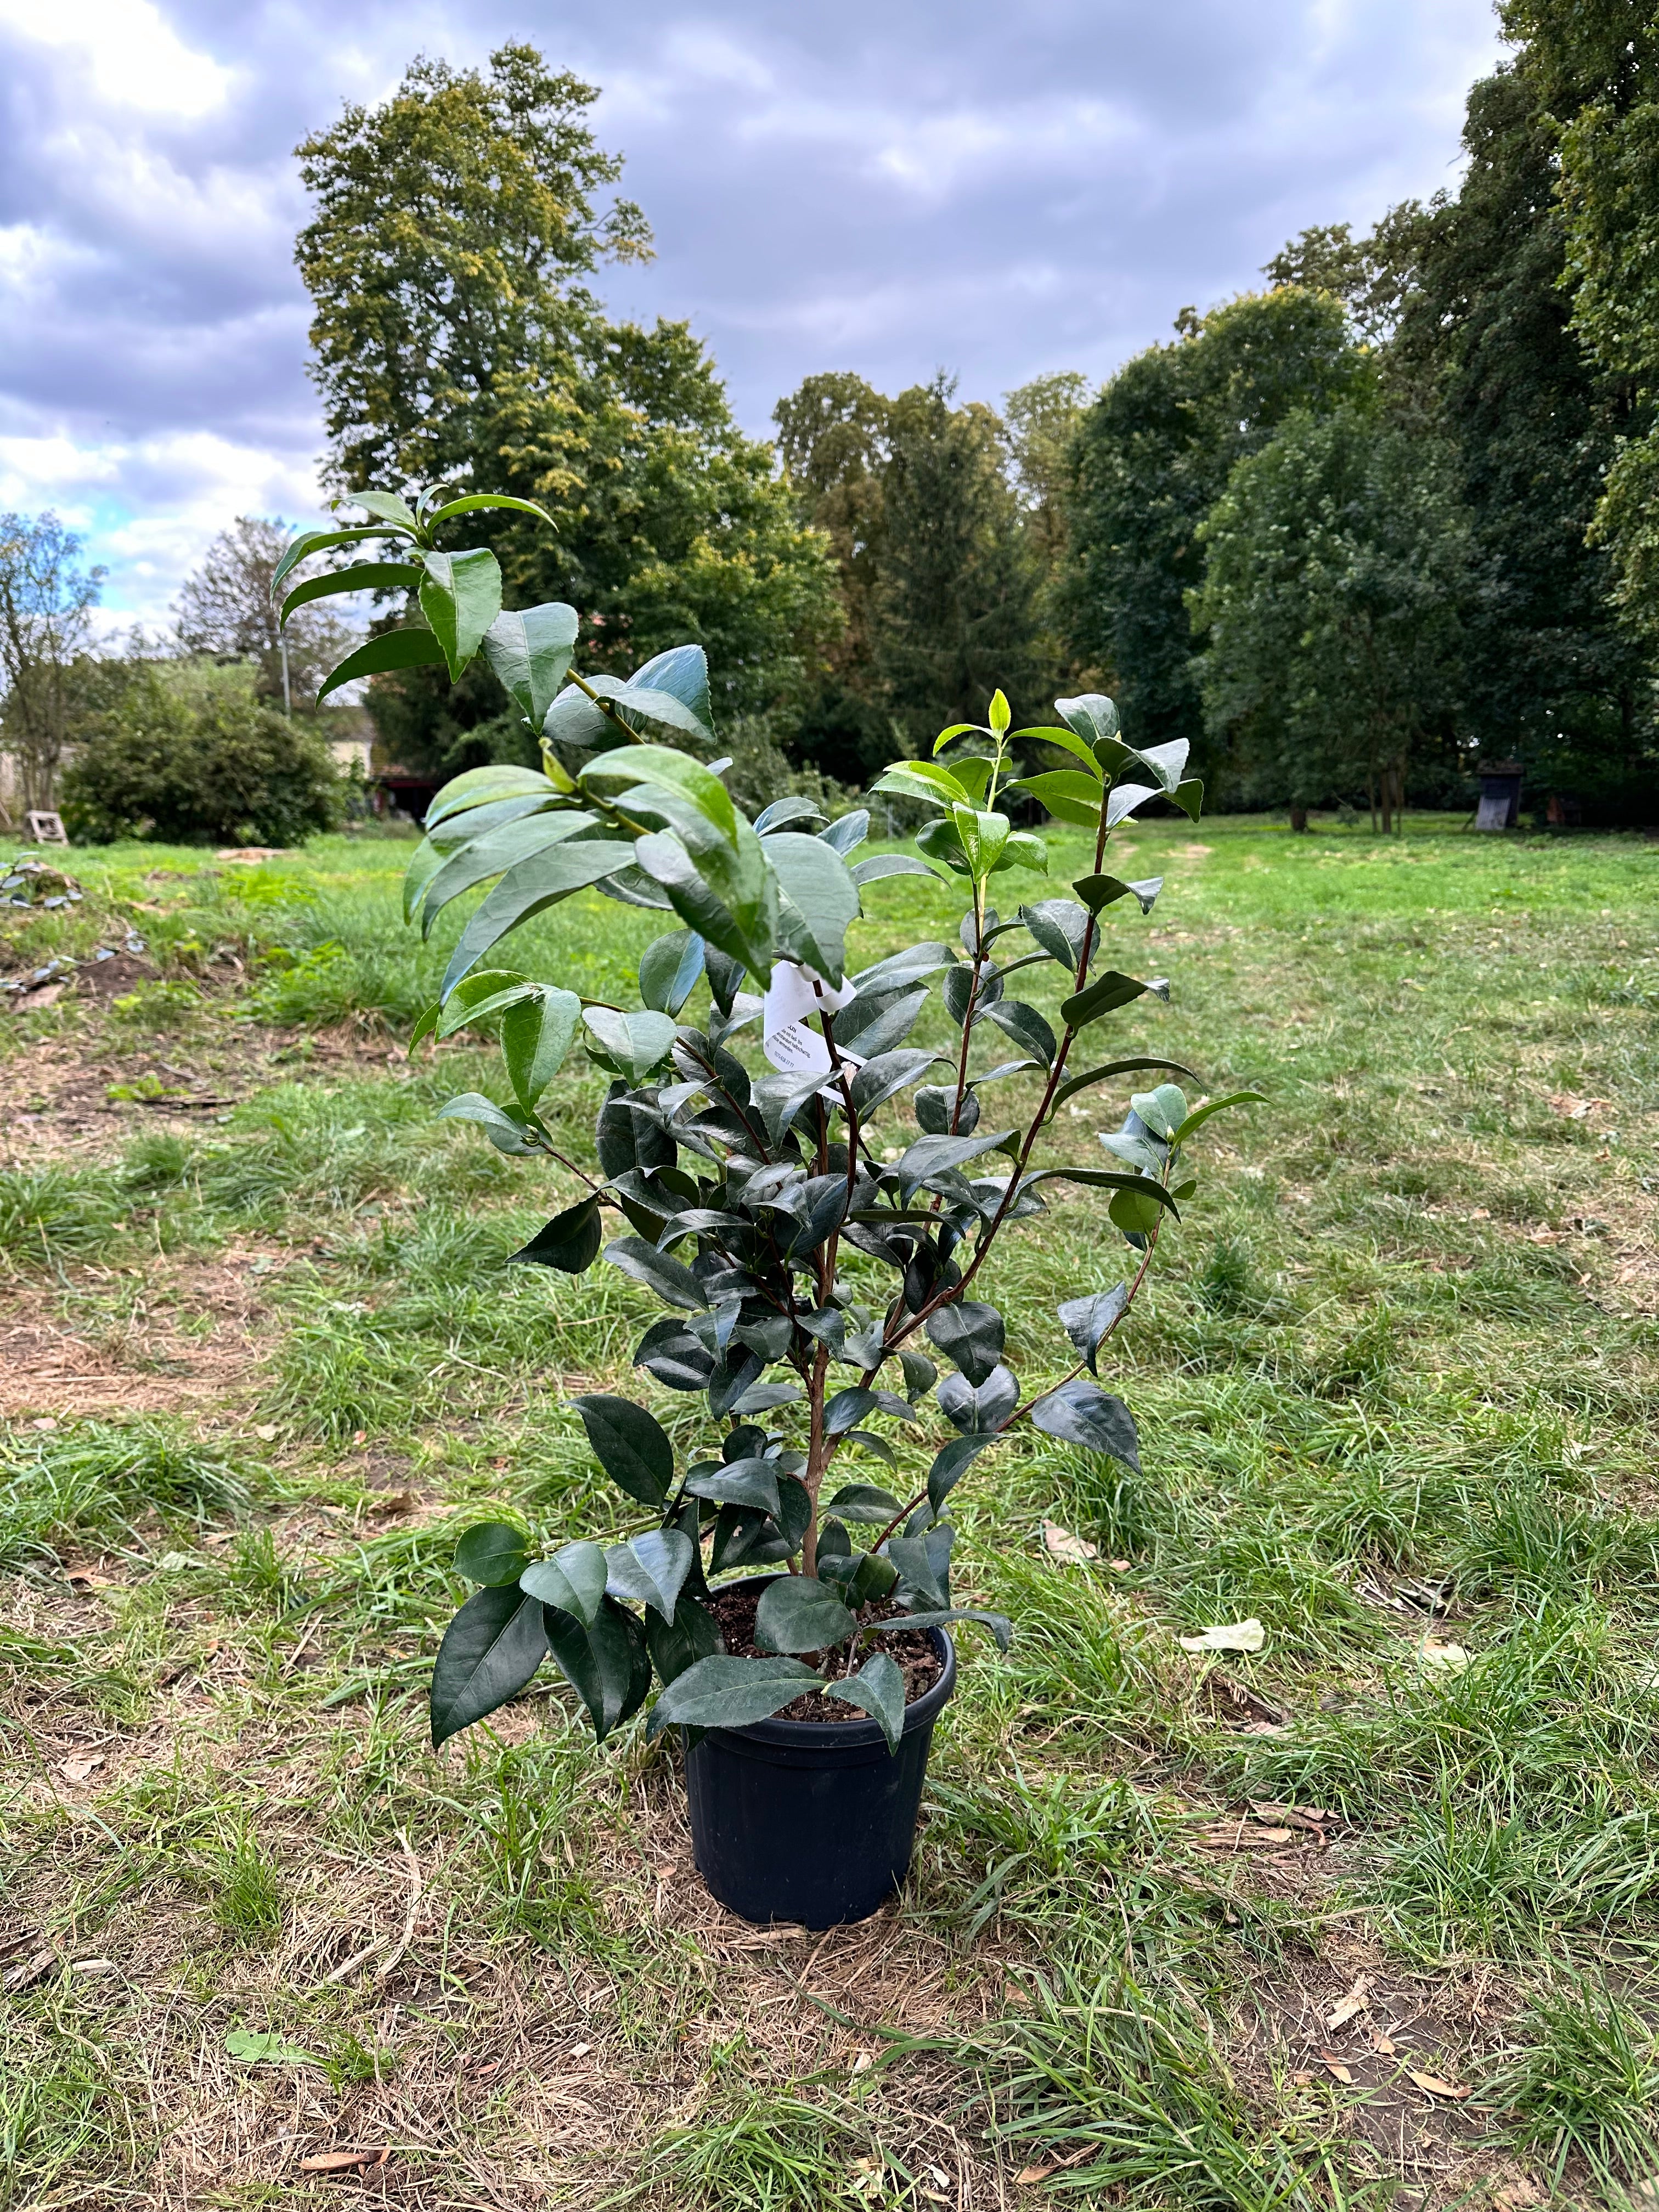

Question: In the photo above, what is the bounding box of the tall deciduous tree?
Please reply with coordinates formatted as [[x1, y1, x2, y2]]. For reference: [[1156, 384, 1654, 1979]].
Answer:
[[0, 512, 104, 811], [1190, 404, 1471, 828], [1063, 289, 1367, 765], [874, 375, 1041, 747], [174, 516, 357, 710], [772, 372, 1045, 779], [1500, 1, 1659, 654], [1390, 64, 1652, 812], [296, 46, 650, 492], [296, 46, 839, 775]]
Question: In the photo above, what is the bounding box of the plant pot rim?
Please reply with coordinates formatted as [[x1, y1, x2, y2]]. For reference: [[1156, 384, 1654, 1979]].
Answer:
[[703, 1571, 957, 1750]]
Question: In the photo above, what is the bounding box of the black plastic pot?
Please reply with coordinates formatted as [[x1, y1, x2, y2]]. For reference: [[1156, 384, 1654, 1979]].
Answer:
[[683, 1601, 956, 1929]]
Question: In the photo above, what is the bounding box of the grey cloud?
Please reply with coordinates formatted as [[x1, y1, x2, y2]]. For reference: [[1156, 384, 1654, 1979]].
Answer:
[[0, 0, 1503, 620]]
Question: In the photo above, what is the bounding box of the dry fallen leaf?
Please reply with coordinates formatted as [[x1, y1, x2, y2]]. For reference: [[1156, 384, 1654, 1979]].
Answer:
[[851, 2050, 873, 2075], [253, 1423, 279, 1442], [1369, 2028, 1398, 2056], [1015, 2145, 1094, 2184], [1319, 2053, 1354, 2084], [369, 1491, 417, 1517], [30, 1416, 59, 1432], [1325, 1977, 1372, 2031], [1290, 2069, 1317, 2087], [1419, 1637, 1470, 1671], [59, 1754, 105, 1786], [297, 2150, 387, 2174], [1491, 2179, 1544, 2209], [1042, 1519, 1098, 1563], [2, 1947, 55, 1994], [1179, 1618, 1266, 1654], [1407, 2069, 1471, 2100], [1251, 1800, 1331, 1833]]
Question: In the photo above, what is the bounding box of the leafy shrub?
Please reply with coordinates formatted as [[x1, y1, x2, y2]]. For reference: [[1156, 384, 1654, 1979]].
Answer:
[[60, 664, 345, 845], [294, 481, 1262, 1755]]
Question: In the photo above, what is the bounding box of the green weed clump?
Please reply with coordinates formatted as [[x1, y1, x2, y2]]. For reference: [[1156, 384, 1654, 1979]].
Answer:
[[0, 1421, 244, 1570]]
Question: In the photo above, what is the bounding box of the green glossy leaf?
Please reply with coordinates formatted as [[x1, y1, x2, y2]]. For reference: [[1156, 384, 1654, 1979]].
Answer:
[[424, 764, 562, 832], [887, 1533, 949, 1609], [454, 1522, 529, 1586], [645, 1593, 721, 1685], [435, 1092, 542, 1155], [509, 1194, 602, 1273], [637, 929, 706, 1015], [827, 1481, 904, 1526], [571, 1394, 674, 1509], [955, 807, 1011, 878], [270, 525, 393, 597], [825, 1386, 878, 1436], [1057, 1284, 1128, 1373], [766, 832, 861, 986], [481, 602, 579, 729], [1110, 1184, 1167, 1235], [1018, 899, 1092, 968], [1059, 970, 1154, 1030], [427, 491, 557, 529], [1073, 873, 1165, 916], [1031, 1379, 1141, 1470], [337, 489, 420, 533], [996, 831, 1049, 876], [821, 1651, 906, 1751], [1049, 1056, 1205, 1112], [1007, 771, 1103, 828], [1136, 738, 1190, 792], [280, 562, 420, 627], [431, 968, 534, 1037], [602, 1234, 708, 1310], [441, 839, 636, 997], [1171, 777, 1205, 822], [501, 987, 583, 1110], [420, 816, 597, 936], [927, 1430, 995, 1513], [646, 1653, 821, 1736], [869, 759, 975, 810], [1011, 723, 1107, 779], [543, 1593, 651, 1742], [1021, 1166, 1181, 1218], [583, 1007, 678, 1084], [519, 1541, 608, 1627], [985, 998, 1057, 1066], [1129, 1084, 1190, 1141], [605, 1527, 695, 1620], [1105, 782, 1160, 829], [754, 1576, 857, 1655], [317, 627, 445, 704], [877, 1606, 1011, 1650], [1054, 692, 1121, 752], [685, 1458, 782, 1516], [431, 1585, 547, 1747], [850, 854, 936, 887], [924, 1300, 1005, 1387], [1169, 1090, 1267, 1144], [890, 1128, 1017, 1201], [420, 548, 503, 680]]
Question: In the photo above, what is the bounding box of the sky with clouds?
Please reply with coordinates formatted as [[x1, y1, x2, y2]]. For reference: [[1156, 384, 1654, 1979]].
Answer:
[[0, 0, 1506, 635]]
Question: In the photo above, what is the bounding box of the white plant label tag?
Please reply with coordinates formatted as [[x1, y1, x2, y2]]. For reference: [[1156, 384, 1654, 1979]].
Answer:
[[761, 962, 860, 1080]]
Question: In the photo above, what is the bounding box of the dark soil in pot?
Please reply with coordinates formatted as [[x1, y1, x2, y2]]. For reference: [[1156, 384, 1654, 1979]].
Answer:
[[682, 1576, 957, 1929], [704, 1581, 944, 1718]]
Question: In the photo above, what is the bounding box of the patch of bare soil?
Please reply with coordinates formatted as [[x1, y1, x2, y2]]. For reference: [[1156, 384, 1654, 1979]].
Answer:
[[0, 1022, 415, 1166], [0, 1249, 281, 1417]]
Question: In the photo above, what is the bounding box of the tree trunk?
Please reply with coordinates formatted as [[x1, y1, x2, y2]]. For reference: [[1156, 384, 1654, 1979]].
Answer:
[[1289, 806, 1308, 833]]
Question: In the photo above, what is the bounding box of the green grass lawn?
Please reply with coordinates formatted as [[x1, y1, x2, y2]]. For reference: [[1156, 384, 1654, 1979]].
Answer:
[[2, 812, 1656, 2210]]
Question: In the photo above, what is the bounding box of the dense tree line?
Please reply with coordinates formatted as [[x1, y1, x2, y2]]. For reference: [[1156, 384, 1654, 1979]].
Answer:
[[9, 11, 1658, 833]]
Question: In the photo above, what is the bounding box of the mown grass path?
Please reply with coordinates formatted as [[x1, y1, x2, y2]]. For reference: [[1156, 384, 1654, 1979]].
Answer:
[[2, 816, 1656, 2209]]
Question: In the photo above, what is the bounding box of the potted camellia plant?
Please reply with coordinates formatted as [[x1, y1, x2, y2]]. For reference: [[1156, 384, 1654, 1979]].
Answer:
[[278, 490, 1259, 1927]]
